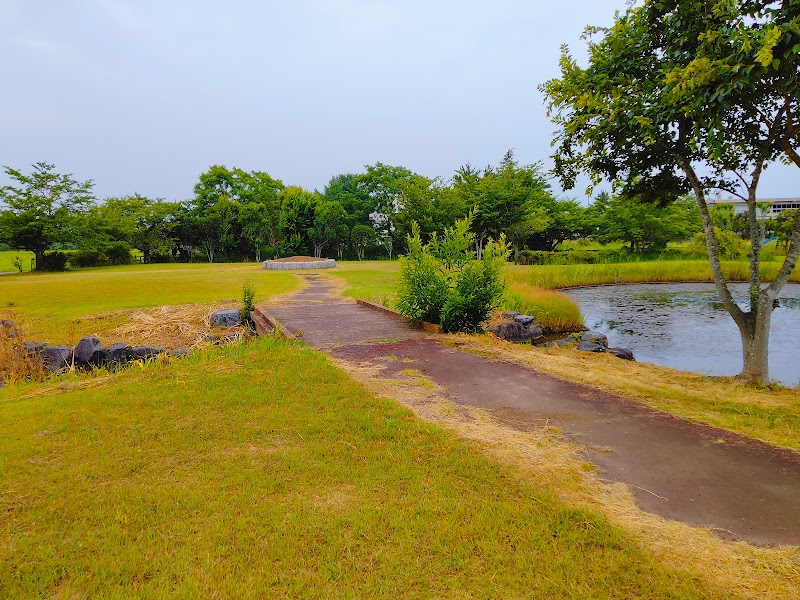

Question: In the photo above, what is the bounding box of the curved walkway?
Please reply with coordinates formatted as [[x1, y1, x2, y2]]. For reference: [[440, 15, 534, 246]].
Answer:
[[264, 274, 800, 547]]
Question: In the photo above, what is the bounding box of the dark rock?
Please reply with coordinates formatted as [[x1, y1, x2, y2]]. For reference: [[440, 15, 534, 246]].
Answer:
[[89, 348, 108, 367], [529, 323, 545, 344], [493, 321, 531, 343], [210, 309, 241, 327], [577, 340, 606, 353], [608, 347, 636, 361], [106, 343, 131, 365], [40, 346, 73, 372], [502, 311, 521, 319], [513, 314, 535, 326], [581, 331, 608, 350], [74, 336, 104, 365], [23, 341, 48, 355], [169, 348, 190, 358], [128, 346, 162, 361]]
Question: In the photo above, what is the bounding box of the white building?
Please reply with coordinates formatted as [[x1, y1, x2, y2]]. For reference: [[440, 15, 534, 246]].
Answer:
[[707, 197, 800, 218]]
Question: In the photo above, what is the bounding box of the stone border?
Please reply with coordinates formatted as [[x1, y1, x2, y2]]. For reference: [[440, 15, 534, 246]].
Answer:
[[262, 259, 336, 270], [355, 299, 442, 334], [250, 307, 294, 339]]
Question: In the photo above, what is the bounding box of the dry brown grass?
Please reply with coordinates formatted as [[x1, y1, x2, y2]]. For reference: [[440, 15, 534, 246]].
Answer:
[[330, 351, 800, 600], [0, 324, 46, 386], [107, 302, 252, 350]]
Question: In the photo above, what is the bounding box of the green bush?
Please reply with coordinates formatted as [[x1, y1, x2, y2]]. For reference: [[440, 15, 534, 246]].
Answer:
[[40, 252, 68, 271], [241, 282, 255, 325], [398, 217, 509, 333], [105, 242, 133, 265]]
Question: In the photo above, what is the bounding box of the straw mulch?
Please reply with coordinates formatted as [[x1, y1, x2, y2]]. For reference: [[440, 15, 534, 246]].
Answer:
[[108, 302, 252, 350]]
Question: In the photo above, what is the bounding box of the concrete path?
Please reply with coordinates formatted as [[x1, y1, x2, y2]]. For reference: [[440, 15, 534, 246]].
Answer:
[[265, 274, 800, 547], [263, 274, 426, 347]]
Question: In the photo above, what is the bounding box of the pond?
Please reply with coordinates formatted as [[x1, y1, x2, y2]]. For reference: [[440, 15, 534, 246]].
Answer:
[[566, 282, 800, 387]]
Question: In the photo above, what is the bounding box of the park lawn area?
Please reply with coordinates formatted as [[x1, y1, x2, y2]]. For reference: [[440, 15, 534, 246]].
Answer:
[[0, 337, 722, 598], [0, 263, 299, 344], [0, 250, 34, 273]]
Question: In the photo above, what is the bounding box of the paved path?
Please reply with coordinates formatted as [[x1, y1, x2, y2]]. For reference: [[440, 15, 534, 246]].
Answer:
[[265, 274, 800, 546]]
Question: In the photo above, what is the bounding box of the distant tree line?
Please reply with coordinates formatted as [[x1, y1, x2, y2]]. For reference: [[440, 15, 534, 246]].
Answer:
[[2, 153, 788, 271]]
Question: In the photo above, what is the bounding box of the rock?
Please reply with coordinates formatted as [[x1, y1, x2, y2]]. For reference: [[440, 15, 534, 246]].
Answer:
[[513, 314, 535, 326], [106, 343, 131, 365], [577, 340, 606, 353], [580, 331, 608, 350], [169, 348, 190, 358], [528, 323, 545, 344], [40, 346, 73, 372], [501, 311, 520, 319], [205, 334, 221, 344], [23, 341, 48, 355], [548, 337, 576, 348], [128, 346, 162, 361], [74, 336, 104, 365], [88, 348, 108, 367], [608, 347, 636, 361], [210, 309, 241, 327], [493, 321, 531, 343]]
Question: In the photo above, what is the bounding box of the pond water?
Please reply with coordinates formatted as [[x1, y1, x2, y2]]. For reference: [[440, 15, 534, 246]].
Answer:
[[566, 282, 800, 387]]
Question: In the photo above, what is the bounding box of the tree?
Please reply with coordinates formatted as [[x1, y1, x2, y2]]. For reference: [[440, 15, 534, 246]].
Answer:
[[278, 186, 318, 256], [541, 1, 800, 385], [351, 224, 377, 261], [0, 162, 94, 269], [309, 200, 347, 258], [356, 163, 417, 257], [592, 194, 700, 254]]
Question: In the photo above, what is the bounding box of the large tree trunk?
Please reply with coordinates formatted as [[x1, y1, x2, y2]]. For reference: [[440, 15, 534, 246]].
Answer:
[[34, 248, 44, 271], [737, 295, 774, 384]]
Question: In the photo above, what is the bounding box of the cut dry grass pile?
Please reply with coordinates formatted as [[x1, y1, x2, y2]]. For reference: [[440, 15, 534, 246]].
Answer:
[[333, 352, 800, 600], [107, 302, 251, 350], [446, 334, 800, 453], [0, 325, 45, 386]]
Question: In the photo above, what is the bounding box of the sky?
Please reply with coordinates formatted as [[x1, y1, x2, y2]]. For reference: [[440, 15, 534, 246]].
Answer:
[[2, 0, 800, 203]]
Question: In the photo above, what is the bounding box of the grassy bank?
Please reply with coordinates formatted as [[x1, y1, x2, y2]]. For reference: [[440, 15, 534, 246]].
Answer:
[[507, 260, 800, 290], [0, 263, 298, 343], [0, 337, 718, 597]]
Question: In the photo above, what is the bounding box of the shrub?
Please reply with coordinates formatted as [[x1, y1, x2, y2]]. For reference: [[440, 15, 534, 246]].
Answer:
[[241, 282, 255, 325], [105, 242, 133, 265], [40, 252, 68, 271], [398, 217, 509, 333]]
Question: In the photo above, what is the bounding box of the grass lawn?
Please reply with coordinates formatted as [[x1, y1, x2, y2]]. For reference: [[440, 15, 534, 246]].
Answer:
[[0, 337, 721, 597], [0, 263, 298, 343], [0, 250, 35, 273]]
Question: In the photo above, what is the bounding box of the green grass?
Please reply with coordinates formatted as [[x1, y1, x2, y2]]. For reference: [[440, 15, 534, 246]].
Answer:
[[0, 251, 34, 273], [0, 337, 719, 598], [508, 260, 800, 289], [0, 263, 298, 343]]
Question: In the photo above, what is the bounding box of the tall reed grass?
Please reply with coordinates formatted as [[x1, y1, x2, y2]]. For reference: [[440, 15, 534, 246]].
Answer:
[[507, 260, 800, 290], [503, 281, 583, 333]]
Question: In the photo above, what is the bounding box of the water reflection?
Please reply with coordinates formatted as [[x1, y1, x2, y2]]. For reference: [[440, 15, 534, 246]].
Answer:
[[566, 282, 800, 387]]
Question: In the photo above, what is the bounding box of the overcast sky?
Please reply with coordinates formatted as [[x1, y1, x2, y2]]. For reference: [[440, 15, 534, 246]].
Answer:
[[3, 0, 799, 203]]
